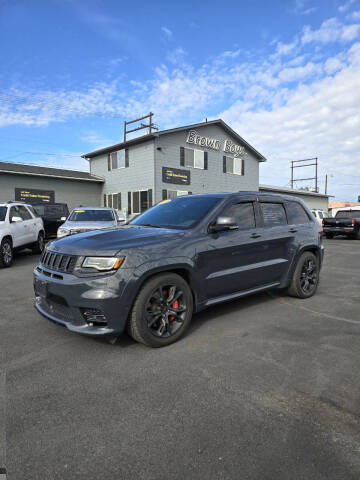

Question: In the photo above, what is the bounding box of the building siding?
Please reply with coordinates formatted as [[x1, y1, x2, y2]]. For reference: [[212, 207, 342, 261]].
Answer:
[[89, 140, 155, 212], [0, 173, 102, 210], [154, 124, 260, 204]]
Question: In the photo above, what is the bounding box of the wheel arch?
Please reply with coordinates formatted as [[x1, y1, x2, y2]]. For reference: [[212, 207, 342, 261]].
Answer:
[[1, 234, 13, 246], [134, 263, 200, 310]]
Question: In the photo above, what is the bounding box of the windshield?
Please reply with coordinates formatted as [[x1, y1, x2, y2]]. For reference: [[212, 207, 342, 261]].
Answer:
[[33, 204, 67, 218], [69, 209, 115, 222], [0, 206, 7, 222], [335, 210, 360, 219], [129, 196, 221, 229]]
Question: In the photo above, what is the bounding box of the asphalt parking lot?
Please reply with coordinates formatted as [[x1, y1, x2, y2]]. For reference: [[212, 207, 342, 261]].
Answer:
[[0, 238, 359, 480]]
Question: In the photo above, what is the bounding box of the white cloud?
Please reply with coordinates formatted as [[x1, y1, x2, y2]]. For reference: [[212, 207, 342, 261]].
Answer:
[[339, 0, 357, 12], [348, 10, 360, 20], [161, 26, 172, 37], [301, 17, 360, 44], [1, 15, 360, 199]]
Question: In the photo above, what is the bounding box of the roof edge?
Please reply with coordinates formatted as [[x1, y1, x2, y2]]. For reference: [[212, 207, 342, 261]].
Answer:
[[82, 119, 267, 162]]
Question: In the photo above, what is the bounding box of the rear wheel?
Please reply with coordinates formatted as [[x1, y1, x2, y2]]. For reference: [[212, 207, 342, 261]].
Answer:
[[355, 230, 360, 240], [287, 251, 319, 299], [127, 273, 193, 347], [325, 233, 334, 239], [0, 238, 13, 268], [32, 232, 45, 254]]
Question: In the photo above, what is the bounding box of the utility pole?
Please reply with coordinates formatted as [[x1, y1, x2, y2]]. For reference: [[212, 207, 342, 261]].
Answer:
[[123, 112, 158, 143], [325, 174, 328, 195]]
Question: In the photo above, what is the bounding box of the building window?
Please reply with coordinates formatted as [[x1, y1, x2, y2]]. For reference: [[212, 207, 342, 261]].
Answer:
[[108, 149, 128, 171], [128, 190, 152, 215], [105, 193, 121, 210], [223, 156, 244, 175], [162, 190, 191, 200], [180, 147, 208, 170]]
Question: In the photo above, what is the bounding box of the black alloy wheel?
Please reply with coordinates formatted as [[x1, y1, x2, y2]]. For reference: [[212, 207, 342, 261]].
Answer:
[[145, 284, 187, 338], [127, 273, 193, 347], [299, 257, 318, 295], [287, 251, 319, 299], [0, 239, 13, 268]]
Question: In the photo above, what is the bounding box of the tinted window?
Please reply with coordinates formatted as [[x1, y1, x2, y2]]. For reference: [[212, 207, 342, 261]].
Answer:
[[27, 206, 39, 218], [335, 210, 360, 218], [17, 205, 32, 220], [69, 209, 115, 222], [261, 203, 287, 227], [130, 196, 220, 229], [45, 205, 67, 217], [222, 202, 256, 230], [286, 202, 310, 224], [0, 206, 7, 221]]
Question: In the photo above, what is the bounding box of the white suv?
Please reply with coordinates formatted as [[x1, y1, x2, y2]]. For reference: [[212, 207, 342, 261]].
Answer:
[[0, 202, 45, 268]]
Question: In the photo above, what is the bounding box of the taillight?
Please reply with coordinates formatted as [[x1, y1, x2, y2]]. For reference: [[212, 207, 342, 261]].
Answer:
[[322, 219, 324, 226], [352, 219, 355, 226]]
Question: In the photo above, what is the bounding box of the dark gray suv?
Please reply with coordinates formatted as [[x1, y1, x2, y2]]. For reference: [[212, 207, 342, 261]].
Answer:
[[34, 192, 324, 347]]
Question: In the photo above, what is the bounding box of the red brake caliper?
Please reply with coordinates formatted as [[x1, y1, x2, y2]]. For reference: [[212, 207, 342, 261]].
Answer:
[[168, 289, 178, 322]]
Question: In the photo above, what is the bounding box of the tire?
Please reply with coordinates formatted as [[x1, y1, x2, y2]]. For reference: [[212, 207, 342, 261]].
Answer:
[[355, 230, 360, 240], [32, 232, 45, 254], [0, 238, 14, 268], [287, 251, 319, 299], [127, 273, 194, 347], [325, 233, 333, 239]]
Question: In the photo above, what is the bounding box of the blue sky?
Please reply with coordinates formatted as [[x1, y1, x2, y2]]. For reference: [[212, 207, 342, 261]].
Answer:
[[1, 0, 360, 200]]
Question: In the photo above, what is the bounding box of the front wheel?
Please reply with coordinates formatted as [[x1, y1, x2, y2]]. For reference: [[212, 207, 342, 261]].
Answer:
[[32, 232, 45, 254], [127, 273, 193, 347], [0, 238, 13, 268], [287, 251, 319, 299]]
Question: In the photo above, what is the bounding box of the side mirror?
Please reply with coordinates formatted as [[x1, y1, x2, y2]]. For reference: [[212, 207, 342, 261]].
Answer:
[[11, 216, 23, 223], [209, 216, 238, 233]]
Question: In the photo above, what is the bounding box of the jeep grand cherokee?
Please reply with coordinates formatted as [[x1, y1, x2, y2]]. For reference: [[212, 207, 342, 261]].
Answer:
[[34, 192, 324, 347]]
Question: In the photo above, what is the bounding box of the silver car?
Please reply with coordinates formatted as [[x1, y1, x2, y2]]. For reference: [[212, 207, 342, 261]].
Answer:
[[57, 207, 124, 239]]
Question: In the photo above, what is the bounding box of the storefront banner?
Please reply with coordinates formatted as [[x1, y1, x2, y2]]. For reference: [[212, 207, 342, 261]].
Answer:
[[15, 188, 55, 204], [162, 167, 190, 185]]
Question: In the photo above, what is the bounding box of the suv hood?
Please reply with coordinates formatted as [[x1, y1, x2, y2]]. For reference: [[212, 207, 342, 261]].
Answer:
[[48, 225, 185, 256]]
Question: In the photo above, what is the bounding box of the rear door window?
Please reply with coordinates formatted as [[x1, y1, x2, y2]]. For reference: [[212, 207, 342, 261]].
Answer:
[[261, 203, 287, 227], [286, 202, 310, 224], [221, 202, 256, 230]]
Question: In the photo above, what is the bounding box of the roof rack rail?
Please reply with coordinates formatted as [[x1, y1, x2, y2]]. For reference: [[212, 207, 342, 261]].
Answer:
[[7, 200, 26, 204]]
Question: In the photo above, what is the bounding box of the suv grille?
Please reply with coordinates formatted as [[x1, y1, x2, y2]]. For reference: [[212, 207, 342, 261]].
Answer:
[[40, 250, 77, 274]]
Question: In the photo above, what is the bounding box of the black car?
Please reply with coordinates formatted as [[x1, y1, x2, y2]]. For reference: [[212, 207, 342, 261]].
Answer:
[[32, 203, 69, 238], [34, 192, 324, 347], [323, 208, 360, 239]]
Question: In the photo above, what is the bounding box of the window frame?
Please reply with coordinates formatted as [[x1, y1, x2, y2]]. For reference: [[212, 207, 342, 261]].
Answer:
[[259, 201, 288, 228], [108, 149, 128, 171], [105, 193, 121, 210], [220, 201, 257, 230], [184, 147, 205, 170], [223, 155, 244, 176]]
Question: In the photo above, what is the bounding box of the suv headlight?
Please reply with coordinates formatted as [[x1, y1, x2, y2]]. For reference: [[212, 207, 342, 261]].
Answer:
[[81, 256, 125, 272], [57, 227, 70, 238]]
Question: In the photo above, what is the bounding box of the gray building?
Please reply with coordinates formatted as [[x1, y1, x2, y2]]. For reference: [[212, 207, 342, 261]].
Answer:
[[83, 119, 266, 216], [259, 185, 330, 211], [0, 162, 103, 210]]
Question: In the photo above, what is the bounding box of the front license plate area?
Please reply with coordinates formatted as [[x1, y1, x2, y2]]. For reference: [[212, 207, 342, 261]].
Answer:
[[35, 278, 48, 298]]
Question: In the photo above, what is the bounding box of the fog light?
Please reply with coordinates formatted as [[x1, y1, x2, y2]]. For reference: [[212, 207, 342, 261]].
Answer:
[[82, 308, 107, 326]]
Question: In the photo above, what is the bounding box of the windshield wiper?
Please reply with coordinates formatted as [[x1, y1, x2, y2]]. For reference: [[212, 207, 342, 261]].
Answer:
[[137, 224, 163, 228]]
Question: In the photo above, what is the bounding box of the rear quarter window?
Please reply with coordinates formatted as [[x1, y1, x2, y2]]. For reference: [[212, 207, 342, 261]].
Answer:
[[260, 203, 287, 227], [286, 202, 310, 224]]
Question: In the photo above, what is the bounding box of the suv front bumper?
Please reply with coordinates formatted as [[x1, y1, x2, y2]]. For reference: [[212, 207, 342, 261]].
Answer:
[[33, 265, 138, 336]]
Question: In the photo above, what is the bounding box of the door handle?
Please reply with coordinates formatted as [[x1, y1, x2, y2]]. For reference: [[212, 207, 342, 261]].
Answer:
[[289, 228, 297, 233], [250, 233, 261, 238]]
